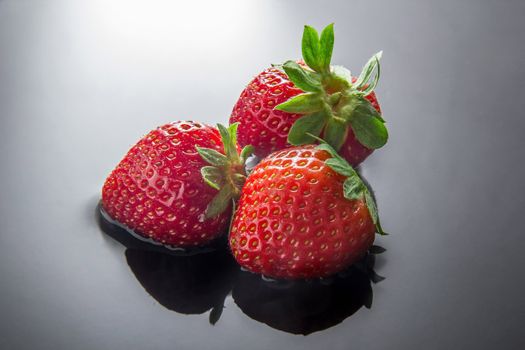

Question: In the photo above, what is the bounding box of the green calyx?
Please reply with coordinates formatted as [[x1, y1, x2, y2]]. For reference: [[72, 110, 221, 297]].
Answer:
[[315, 141, 387, 235], [196, 123, 253, 220], [276, 24, 388, 152]]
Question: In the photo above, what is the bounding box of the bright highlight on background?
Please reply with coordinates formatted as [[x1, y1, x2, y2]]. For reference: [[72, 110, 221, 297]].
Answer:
[[13, 0, 290, 129], [83, 0, 261, 65]]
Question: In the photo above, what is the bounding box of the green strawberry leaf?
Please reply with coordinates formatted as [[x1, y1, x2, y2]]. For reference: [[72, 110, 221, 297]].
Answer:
[[364, 189, 387, 235], [325, 158, 354, 177], [301, 25, 322, 73], [196, 146, 229, 167], [275, 92, 324, 114], [315, 141, 386, 236], [354, 51, 382, 96], [376, 219, 388, 236], [287, 112, 327, 145], [323, 118, 348, 151], [282, 61, 322, 92], [350, 113, 388, 150], [240, 145, 254, 163], [200, 166, 224, 190], [217, 123, 239, 161], [348, 98, 388, 149], [330, 65, 352, 90], [205, 183, 234, 219], [319, 23, 334, 73], [343, 177, 365, 200], [320, 143, 360, 181], [364, 189, 378, 224], [332, 65, 351, 82]]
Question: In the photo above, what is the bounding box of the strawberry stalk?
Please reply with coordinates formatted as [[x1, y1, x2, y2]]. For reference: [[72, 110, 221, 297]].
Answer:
[[197, 123, 253, 219], [276, 24, 388, 152]]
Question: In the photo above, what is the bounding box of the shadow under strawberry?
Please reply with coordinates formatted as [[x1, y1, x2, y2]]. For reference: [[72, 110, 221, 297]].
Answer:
[[96, 201, 386, 330], [125, 249, 238, 324], [96, 201, 237, 323], [231, 253, 384, 335]]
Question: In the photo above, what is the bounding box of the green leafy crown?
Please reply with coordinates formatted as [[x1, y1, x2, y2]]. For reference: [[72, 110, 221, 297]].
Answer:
[[314, 139, 387, 235], [276, 24, 388, 152], [196, 123, 253, 219]]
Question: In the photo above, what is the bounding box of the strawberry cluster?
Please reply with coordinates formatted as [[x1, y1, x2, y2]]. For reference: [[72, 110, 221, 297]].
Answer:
[[101, 24, 388, 280]]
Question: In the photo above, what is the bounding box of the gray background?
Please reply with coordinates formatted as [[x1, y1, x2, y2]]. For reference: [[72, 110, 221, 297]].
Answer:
[[1, 0, 525, 349]]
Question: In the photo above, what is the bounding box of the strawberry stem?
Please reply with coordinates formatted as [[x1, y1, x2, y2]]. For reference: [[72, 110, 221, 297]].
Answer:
[[197, 123, 253, 219], [276, 24, 388, 152]]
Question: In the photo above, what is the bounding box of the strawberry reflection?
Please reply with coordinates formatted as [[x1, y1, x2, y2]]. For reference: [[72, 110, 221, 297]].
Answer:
[[232, 253, 382, 335], [97, 201, 385, 332], [96, 202, 237, 324], [125, 249, 237, 324]]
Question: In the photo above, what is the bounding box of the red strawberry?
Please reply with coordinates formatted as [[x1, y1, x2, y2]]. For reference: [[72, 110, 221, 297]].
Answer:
[[229, 143, 386, 279], [102, 121, 252, 248], [230, 66, 303, 158], [230, 24, 388, 166]]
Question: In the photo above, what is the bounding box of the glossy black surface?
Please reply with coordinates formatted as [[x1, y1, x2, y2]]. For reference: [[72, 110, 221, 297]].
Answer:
[[98, 208, 382, 334], [1, 1, 525, 349]]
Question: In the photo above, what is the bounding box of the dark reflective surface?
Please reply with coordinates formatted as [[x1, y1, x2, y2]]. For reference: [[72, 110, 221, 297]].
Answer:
[[125, 249, 236, 322], [1, 0, 525, 349], [97, 207, 384, 333], [232, 257, 377, 335]]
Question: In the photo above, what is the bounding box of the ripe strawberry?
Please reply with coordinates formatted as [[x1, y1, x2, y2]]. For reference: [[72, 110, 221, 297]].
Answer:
[[230, 24, 388, 166], [102, 121, 252, 248], [229, 143, 386, 279]]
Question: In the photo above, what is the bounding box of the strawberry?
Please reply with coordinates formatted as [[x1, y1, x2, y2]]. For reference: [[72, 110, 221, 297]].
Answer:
[[229, 143, 386, 279], [101, 121, 252, 248], [230, 24, 387, 166]]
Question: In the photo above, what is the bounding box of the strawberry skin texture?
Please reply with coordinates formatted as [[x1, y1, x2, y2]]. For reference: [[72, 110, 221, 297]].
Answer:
[[229, 145, 376, 279], [230, 68, 302, 158], [230, 69, 381, 166], [102, 121, 231, 247]]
